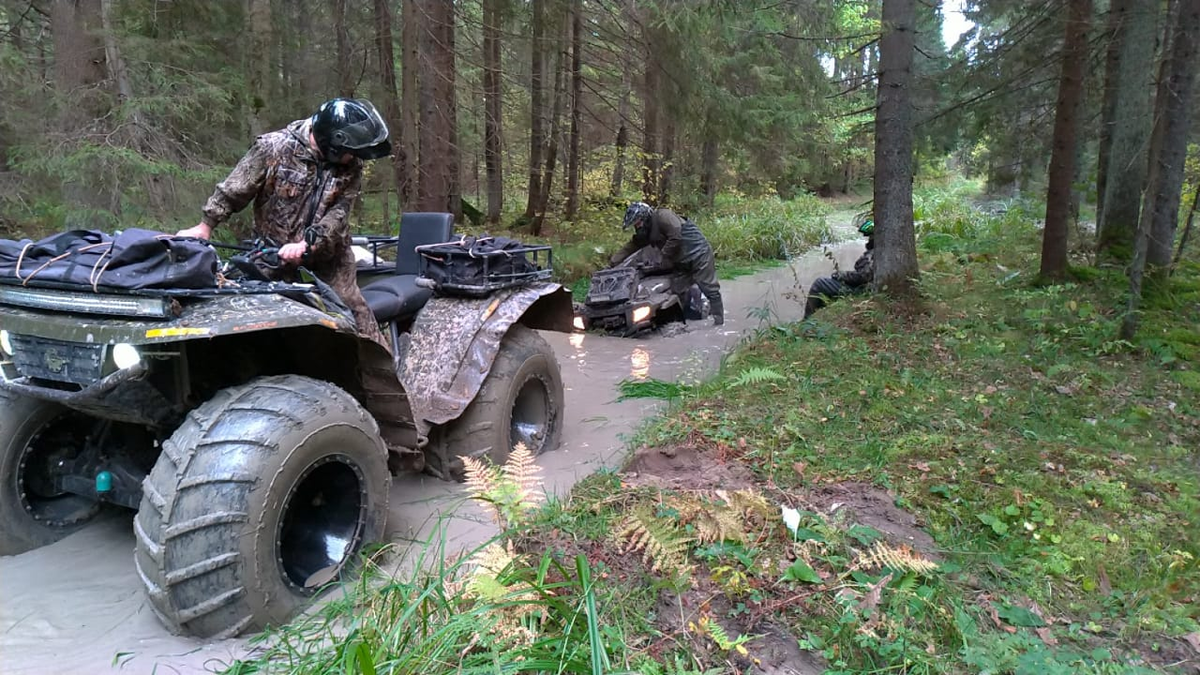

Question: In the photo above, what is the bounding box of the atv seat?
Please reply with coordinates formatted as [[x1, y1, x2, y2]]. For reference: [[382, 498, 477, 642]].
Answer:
[[362, 212, 454, 323]]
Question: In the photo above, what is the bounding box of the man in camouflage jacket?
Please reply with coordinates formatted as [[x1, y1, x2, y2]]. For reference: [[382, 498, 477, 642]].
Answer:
[[612, 202, 725, 325], [177, 98, 393, 348]]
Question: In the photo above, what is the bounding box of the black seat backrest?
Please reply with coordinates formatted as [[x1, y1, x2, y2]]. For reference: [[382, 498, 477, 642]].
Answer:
[[396, 212, 454, 275]]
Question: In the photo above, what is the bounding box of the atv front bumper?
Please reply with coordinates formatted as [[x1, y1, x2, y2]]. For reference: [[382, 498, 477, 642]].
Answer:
[[573, 302, 655, 336]]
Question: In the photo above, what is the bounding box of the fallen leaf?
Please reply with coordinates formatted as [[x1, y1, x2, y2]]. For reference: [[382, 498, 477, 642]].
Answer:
[[1097, 564, 1112, 595], [1035, 627, 1059, 646], [793, 461, 807, 477], [856, 573, 894, 618], [1183, 632, 1200, 654], [1055, 385, 1075, 396]]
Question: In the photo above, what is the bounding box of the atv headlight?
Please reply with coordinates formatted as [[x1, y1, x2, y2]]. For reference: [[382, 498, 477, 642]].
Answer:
[[111, 343, 142, 370], [0, 330, 12, 357], [632, 305, 652, 324], [573, 315, 586, 331]]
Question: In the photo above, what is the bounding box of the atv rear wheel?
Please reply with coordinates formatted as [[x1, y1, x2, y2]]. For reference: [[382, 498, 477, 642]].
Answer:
[[428, 325, 564, 481], [0, 391, 103, 556], [134, 375, 389, 638]]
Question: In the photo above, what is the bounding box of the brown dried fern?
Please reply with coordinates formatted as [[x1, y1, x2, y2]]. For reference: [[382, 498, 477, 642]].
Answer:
[[858, 542, 939, 576]]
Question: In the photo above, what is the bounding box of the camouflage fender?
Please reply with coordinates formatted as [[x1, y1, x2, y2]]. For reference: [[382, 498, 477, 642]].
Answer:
[[399, 281, 572, 431]]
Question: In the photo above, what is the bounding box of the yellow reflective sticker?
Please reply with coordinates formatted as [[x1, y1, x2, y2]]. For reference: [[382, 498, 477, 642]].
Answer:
[[482, 298, 501, 322], [145, 327, 212, 338]]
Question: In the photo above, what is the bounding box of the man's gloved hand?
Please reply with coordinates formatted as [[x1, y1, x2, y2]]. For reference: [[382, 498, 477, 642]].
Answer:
[[176, 223, 213, 240], [278, 242, 309, 263]]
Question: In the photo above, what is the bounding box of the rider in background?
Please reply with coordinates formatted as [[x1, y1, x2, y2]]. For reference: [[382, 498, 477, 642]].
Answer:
[[611, 201, 725, 326], [804, 217, 874, 319]]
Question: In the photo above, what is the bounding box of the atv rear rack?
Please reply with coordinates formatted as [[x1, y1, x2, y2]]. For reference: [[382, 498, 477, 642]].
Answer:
[[415, 240, 553, 297]]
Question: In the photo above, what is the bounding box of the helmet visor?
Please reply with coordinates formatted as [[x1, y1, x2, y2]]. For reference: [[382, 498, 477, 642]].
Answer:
[[337, 100, 390, 150]]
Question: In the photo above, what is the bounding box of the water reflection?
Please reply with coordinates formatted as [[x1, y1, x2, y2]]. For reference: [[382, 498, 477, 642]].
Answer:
[[569, 332, 585, 350], [630, 347, 650, 380]]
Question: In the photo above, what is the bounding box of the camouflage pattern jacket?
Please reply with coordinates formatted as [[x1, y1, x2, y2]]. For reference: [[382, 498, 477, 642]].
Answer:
[[201, 119, 386, 347], [611, 207, 713, 269]]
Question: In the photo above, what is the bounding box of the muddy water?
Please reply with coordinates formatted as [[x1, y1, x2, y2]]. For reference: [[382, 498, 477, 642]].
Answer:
[[0, 230, 864, 675]]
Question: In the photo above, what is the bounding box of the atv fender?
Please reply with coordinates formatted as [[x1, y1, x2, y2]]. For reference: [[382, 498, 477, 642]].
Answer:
[[399, 281, 572, 433]]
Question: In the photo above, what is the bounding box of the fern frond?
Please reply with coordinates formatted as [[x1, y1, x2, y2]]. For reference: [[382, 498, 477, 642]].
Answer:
[[616, 506, 693, 575], [858, 542, 939, 576], [727, 366, 786, 389], [728, 489, 774, 522], [501, 442, 543, 508], [463, 454, 498, 502]]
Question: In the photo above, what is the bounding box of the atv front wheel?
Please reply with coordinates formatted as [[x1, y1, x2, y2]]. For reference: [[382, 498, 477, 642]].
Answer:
[[428, 325, 564, 481], [134, 375, 389, 638], [0, 391, 102, 555]]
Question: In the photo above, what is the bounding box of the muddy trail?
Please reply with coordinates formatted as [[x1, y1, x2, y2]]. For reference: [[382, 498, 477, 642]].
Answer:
[[0, 214, 864, 675]]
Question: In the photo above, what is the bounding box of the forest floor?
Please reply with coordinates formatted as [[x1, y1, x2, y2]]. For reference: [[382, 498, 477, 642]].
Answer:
[[221, 188, 1199, 675]]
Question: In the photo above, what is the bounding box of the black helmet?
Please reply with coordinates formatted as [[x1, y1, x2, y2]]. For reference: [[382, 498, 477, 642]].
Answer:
[[311, 98, 392, 161], [623, 201, 653, 229]]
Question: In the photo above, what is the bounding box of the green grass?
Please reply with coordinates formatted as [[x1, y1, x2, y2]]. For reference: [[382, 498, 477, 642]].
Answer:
[[595, 201, 1200, 673], [219, 186, 1199, 675]]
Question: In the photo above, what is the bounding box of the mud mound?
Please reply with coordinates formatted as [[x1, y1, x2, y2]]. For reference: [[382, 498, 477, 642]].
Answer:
[[623, 444, 755, 490], [804, 482, 938, 556]]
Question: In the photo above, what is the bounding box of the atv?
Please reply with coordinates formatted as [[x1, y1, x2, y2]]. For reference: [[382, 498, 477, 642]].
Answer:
[[573, 246, 708, 337], [0, 212, 571, 638]]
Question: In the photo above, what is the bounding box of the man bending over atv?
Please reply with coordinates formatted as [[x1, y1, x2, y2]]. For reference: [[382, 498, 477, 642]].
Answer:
[[804, 217, 874, 319], [611, 202, 724, 325], [176, 98, 392, 347]]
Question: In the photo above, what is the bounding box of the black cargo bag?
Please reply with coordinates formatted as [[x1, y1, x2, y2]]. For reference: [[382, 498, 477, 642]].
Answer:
[[0, 228, 218, 290], [417, 235, 549, 296]]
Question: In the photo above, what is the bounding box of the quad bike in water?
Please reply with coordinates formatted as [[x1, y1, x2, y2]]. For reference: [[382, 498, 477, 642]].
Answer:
[[573, 246, 709, 337], [0, 212, 571, 638]]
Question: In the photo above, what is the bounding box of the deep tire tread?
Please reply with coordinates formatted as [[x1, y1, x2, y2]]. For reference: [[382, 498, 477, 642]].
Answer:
[[133, 375, 387, 638]]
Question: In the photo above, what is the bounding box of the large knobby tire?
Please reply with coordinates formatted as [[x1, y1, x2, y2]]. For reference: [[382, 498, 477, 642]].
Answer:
[[0, 391, 103, 556], [134, 375, 389, 638], [430, 325, 564, 481]]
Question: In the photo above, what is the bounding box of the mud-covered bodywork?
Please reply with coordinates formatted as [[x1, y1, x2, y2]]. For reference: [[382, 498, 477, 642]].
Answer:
[[399, 281, 572, 434], [0, 284, 404, 433]]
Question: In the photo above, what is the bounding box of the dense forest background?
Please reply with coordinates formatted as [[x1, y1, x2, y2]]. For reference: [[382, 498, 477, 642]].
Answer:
[[0, 0, 1197, 328]]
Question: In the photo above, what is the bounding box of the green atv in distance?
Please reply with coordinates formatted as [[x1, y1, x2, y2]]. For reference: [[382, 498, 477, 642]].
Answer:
[[0, 212, 572, 638]]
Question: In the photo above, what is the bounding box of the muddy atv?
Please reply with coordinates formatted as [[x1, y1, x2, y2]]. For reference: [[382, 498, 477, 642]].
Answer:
[[573, 246, 708, 336], [0, 212, 571, 638]]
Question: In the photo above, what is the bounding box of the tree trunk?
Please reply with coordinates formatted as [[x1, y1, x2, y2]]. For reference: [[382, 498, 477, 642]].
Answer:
[[700, 134, 719, 207], [1145, 0, 1200, 279], [415, 0, 458, 217], [1040, 0, 1092, 280], [373, 0, 408, 211], [532, 11, 568, 235], [611, 85, 630, 198], [482, 0, 504, 225], [1095, 0, 1130, 233], [641, 60, 659, 203], [564, 0, 583, 220], [335, 0, 353, 96], [247, 0, 272, 135], [871, 0, 920, 297], [51, 0, 109, 227], [1121, 0, 1200, 339], [659, 118, 676, 205], [1173, 181, 1200, 271], [401, 0, 419, 204], [524, 0, 546, 219], [1097, 0, 1158, 262]]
